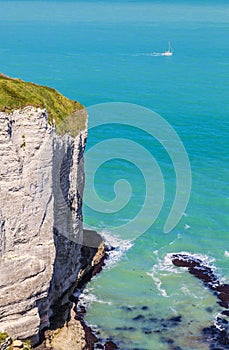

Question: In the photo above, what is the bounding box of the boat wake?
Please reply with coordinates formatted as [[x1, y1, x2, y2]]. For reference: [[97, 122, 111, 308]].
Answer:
[[134, 41, 173, 57], [133, 52, 166, 57]]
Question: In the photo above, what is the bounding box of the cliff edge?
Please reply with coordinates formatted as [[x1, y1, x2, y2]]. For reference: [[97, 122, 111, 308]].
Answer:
[[0, 75, 102, 346]]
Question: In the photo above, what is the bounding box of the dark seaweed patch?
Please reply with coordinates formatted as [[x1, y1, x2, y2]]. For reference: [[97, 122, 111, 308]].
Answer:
[[168, 316, 182, 323], [141, 306, 149, 311], [133, 314, 145, 321], [121, 306, 134, 312], [142, 327, 152, 335], [115, 326, 136, 332], [160, 337, 174, 344], [206, 307, 214, 313]]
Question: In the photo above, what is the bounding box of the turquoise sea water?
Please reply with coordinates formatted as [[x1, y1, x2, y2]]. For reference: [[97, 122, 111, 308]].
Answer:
[[1, 1, 229, 349]]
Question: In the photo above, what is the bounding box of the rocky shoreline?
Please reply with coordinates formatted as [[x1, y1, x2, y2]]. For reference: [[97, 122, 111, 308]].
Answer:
[[72, 244, 118, 350], [72, 243, 119, 350], [38, 252, 229, 350], [3, 250, 229, 349], [172, 253, 229, 349]]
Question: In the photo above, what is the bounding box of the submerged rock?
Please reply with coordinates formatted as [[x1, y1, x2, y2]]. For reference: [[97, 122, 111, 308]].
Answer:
[[104, 341, 118, 350], [121, 306, 134, 312], [115, 326, 136, 332], [167, 316, 182, 325], [141, 306, 149, 311], [133, 315, 145, 321], [142, 327, 152, 335]]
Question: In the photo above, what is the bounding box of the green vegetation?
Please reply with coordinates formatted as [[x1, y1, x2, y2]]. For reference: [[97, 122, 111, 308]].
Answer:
[[0, 73, 87, 136], [0, 332, 32, 349], [0, 331, 8, 343], [23, 339, 32, 350]]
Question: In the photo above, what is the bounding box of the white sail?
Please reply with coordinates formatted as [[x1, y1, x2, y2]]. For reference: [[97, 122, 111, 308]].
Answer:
[[162, 41, 173, 56]]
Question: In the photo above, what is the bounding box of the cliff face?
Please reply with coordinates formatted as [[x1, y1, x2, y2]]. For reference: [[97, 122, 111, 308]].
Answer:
[[0, 106, 96, 345]]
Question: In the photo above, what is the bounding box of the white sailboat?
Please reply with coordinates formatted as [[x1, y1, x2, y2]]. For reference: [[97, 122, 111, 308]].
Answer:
[[162, 41, 173, 56]]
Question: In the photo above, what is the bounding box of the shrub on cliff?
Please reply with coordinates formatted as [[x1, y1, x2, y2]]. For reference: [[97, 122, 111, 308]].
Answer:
[[0, 331, 8, 343]]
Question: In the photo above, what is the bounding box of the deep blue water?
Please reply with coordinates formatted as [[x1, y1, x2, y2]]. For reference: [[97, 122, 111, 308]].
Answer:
[[1, 1, 229, 349]]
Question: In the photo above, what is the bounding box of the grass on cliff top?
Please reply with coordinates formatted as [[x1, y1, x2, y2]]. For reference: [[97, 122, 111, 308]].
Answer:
[[0, 73, 87, 136]]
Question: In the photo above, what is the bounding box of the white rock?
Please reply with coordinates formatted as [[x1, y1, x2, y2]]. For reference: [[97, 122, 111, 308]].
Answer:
[[0, 107, 89, 344], [12, 339, 23, 348]]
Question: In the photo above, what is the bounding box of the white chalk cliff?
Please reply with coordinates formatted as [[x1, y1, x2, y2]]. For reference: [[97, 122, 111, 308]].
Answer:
[[0, 106, 99, 345]]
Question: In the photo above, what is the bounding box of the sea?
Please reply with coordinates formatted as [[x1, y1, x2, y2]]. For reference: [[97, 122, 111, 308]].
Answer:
[[0, 1, 228, 349]]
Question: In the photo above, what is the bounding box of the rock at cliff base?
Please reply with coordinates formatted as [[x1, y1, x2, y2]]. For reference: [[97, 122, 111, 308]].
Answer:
[[12, 340, 23, 348]]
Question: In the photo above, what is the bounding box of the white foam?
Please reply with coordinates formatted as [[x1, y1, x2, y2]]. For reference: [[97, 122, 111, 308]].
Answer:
[[147, 270, 168, 297], [74, 230, 133, 312], [224, 251, 229, 257], [214, 313, 227, 331], [169, 251, 216, 266], [184, 224, 191, 230], [180, 285, 199, 298], [147, 251, 217, 298], [77, 287, 112, 309], [99, 230, 133, 269], [169, 233, 181, 245], [147, 253, 176, 297]]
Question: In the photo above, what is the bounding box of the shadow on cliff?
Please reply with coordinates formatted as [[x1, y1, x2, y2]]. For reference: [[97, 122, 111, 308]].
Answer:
[[34, 133, 104, 346], [35, 228, 103, 345]]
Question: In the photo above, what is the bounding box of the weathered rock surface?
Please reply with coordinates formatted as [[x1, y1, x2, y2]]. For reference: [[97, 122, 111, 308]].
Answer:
[[0, 106, 98, 345], [44, 308, 86, 350]]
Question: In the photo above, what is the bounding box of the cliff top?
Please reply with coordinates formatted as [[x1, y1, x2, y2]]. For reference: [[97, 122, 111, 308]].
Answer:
[[0, 73, 87, 135]]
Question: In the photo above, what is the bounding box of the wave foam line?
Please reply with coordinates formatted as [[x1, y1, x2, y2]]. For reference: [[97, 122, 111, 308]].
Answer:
[[100, 230, 133, 270], [147, 251, 217, 298]]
